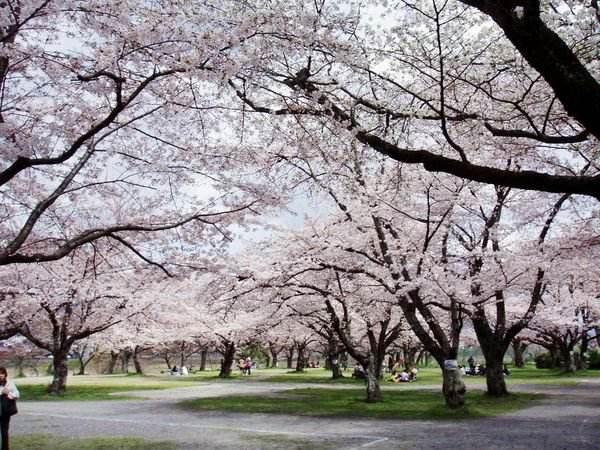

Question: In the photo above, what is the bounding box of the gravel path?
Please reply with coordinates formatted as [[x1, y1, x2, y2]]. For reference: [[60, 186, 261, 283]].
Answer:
[[12, 379, 600, 449]]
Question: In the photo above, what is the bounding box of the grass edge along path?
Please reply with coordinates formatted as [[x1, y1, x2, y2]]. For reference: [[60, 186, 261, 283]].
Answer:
[[18, 383, 178, 401], [179, 387, 542, 420], [12, 434, 177, 450]]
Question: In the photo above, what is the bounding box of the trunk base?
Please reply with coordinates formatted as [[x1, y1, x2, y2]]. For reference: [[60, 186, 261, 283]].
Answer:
[[442, 368, 466, 408]]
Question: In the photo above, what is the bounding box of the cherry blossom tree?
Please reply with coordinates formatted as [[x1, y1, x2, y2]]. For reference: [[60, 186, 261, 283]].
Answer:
[[192, 273, 280, 377], [436, 182, 599, 395], [0, 249, 155, 393], [287, 300, 347, 379], [525, 264, 600, 372], [229, 0, 598, 198], [282, 268, 404, 401], [70, 338, 99, 376], [0, 335, 44, 377], [511, 336, 529, 368], [0, 1, 286, 272]]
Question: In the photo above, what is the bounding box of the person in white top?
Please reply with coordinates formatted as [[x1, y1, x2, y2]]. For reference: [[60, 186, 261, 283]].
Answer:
[[0, 366, 19, 450]]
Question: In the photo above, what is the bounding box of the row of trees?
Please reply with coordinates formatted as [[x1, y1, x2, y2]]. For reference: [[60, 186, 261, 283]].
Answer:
[[0, 245, 596, 402], [0, 0, 598, 407]]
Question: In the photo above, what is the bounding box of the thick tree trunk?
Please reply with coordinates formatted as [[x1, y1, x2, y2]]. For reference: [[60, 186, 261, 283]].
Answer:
[[179, 342, 189, 369], [107, 350, 119, 374], [578, 334, 589, 370], [472, 312, 510, 397], [133, 346, 143, 374], [16, 357, 25, 378], [365, 354, 382, 403], [199, 349, 208, 371], [77, 356, 86, 375], [295, 346, 306, 373], [326, 338, 343, 379], [512, 338, 527, 368], [48, 351, 69, 395], [550, 347, 560, 367], [121, 348, 132, 373], [219, 342, 235, 378], [286, 348, 294, 369], [269, 344, 279, 368], [402, 344, 419, 369], [561, 348, 577, 373], [270, 352, 278, 368], [481, 344, 509, 397], [340, 351, 349, 370], [485, 357, 508, 397], [442, 365, 466, 408]]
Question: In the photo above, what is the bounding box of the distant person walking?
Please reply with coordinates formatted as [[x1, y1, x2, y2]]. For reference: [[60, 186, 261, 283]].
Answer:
[[0, 367, 19, 450]]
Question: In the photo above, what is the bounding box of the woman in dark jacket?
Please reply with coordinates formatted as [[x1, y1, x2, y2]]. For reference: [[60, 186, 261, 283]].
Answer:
[[0, 367, 19, 450]]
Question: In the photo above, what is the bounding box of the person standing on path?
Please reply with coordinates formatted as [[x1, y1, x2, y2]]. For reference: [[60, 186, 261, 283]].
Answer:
[[0, 367, 19, 450]]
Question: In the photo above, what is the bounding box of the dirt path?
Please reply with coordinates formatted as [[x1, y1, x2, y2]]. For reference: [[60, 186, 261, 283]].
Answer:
[[13, 379, 600, 449]]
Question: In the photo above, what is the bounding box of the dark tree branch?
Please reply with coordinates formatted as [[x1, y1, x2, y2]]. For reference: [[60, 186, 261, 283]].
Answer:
[[484, 122, 589, 144], [458, 0, 600, 141]]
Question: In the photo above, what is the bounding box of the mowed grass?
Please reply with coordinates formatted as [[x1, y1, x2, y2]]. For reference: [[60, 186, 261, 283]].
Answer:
[[503, 366, 600, 383], [12, 434, 177, 450], [16, 373, 203, 400], [14, 365, 599, 401], [180, 387, 541, 420], [255, 366, 600, 386]]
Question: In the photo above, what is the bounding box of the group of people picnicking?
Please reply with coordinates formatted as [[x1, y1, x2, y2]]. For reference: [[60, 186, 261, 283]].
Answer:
[[351, 359, 419, 383], [389, 360, 419, 383], [461, 356, 510, 377], [169, 365, 189, 376], [351, 355, 511, 383]]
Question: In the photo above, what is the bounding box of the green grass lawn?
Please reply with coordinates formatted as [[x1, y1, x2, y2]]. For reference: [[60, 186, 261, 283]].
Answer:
[[15, 373, 204, 400], [254, 367, 446, 385], [12, 435, 177, 450], [14, 366, 599, 401], [254, 366, 600, 385], [504, 366, 600, 382], [180, 387, 541, 420]]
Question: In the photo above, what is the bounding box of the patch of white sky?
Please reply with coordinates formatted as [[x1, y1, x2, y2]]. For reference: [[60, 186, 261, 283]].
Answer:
[[227, 187, 333, 254]]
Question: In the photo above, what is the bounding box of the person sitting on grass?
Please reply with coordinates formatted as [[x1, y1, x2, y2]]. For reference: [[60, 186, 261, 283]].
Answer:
[[351, 363, 366, 380], [409, 366, 418, 382], [391, 360, 403, 375], [477, 364, 486, 376], [398, 369, 410, 382], [390, 369, 410, 383]]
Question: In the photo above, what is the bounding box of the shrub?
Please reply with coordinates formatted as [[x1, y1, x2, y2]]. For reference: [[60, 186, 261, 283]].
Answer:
[[587, 350, 600, 370], [534, 353, 557, 369]]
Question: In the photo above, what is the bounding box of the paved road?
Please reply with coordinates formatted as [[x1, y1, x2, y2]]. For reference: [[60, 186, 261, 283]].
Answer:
[[12, 379, 600, 449]]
